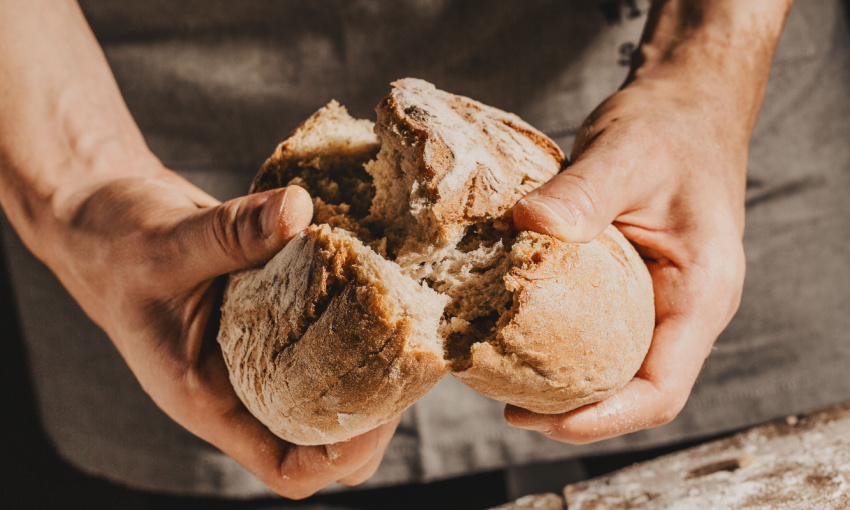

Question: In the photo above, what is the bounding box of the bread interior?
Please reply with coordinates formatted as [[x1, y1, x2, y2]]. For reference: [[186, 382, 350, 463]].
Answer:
[[319, 226, 448, 359], [256, 104, 518, 371]]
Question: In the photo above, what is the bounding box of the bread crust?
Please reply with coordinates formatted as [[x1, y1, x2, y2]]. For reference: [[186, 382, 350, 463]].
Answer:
[[252, 100, 378, 196], [250, 101, 380, 236], [375, 78, 564, 247], [454, 227, 654, 414], [218, 79, 654, 445], [219, 225, 446, 445]]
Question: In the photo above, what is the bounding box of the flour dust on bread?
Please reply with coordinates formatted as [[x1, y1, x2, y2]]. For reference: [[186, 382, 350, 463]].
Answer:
[[219, 225, 446, 445], [218, 78, 654, 445], [366, 78, 563, 255]]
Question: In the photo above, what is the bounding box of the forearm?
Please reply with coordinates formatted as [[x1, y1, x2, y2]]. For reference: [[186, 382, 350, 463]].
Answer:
[[629, 0, 794, 135], [0, 0, 159, 259], [567, 0, 796, 233]]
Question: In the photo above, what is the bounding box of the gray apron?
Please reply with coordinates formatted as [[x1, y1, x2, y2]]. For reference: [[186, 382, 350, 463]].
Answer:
[[1, 0, 848, 498]]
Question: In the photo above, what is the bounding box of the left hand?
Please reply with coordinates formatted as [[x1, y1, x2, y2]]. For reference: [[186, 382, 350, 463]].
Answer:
[[44, 164, 399, 498]]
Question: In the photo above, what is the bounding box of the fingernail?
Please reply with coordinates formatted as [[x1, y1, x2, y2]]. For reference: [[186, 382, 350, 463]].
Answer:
[[259, 188, 287, 239], [260, 186, 313, 240], [506, 409, 552, 434], [516, 197, 577, 242], [516, 422, 551, 434]]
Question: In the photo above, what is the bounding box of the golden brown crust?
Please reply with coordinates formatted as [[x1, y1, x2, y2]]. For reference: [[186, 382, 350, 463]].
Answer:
[[219, 79, 654, 447], [378, 80, 652, 414], [377, 78, 565, 245], [218, 225, 446, 445], [453, 226, 654, 414]]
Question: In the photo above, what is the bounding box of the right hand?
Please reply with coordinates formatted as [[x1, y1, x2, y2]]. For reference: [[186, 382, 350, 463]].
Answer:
[[506, 78, 747, 444], [504, 0, 793, 444], [44, 161, 398, 499]]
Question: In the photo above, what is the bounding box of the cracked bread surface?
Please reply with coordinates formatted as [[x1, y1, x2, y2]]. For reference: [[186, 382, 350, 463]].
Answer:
[[367, 78, 564, 256], [219, 78, 654, 445], [252, 100, 381, 242], [453, 227, 654, 414], [218, 224, 447, 445]]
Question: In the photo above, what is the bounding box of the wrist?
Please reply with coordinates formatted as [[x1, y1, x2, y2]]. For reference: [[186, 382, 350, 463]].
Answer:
[[626, 0, 793, 136], [0, 0, 163, 261], [1, 132, 162, 257]]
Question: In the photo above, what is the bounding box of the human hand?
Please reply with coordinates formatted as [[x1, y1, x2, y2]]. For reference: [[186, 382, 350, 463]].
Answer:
[[506, 76, 748, 443], [504, 0, 794, 444], [46, 164, 398, 498]]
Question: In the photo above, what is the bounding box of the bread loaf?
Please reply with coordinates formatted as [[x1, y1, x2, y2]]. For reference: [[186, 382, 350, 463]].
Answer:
[[218, 78, 654, 445]]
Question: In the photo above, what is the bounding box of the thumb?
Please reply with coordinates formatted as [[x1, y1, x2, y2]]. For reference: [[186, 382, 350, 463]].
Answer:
[[175, 185, 313, 283], [513, 158, 628, 243]]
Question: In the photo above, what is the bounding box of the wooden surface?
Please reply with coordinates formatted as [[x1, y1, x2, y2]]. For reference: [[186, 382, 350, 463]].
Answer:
[[563, 403, 850, 509], [488, 493, 565, 510]]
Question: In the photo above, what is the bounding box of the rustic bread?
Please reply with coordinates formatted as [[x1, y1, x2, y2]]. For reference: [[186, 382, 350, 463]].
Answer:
[[218, 78, 654, 444], [454, 228, 653, 414], [218, 224, 447, 445], [251, 99, 379, 239], [366, 78, 563, 255]]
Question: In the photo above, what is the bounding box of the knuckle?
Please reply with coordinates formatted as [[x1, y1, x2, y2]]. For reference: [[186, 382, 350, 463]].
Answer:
[[271, 482, 320, 501], [725, 243, 747, 318], [696, 236, 746, 325], [547, 413, 600, 445], [339, 471, 373, 487], [681, 225, 745, 300], [653, 393, 688, 427], [718, 239, 746, 289], [210, 202, 248, 266], [554, 429, 597, 445], [270, 470, 322, 500], [653, 406, 679, 427], [272, 444, 358, 499], [572, 173, 608, 222]]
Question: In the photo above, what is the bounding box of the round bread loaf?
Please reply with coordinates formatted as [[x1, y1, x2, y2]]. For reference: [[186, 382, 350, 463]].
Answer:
[[218, 78, 654, 445]]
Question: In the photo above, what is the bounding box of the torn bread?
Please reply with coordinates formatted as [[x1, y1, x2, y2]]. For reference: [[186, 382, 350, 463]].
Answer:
[[218, 224, 447, 445], [219, 78, 654, 445]]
